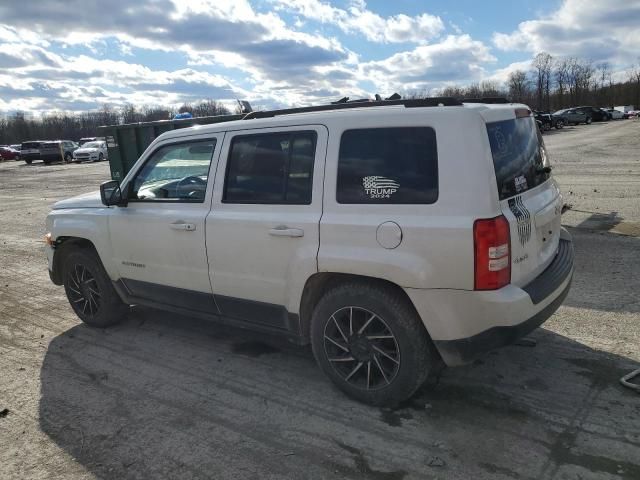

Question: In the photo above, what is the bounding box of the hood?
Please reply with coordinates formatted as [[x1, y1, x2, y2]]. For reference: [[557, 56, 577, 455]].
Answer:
[[53, 191, 103, 210], [75, 147, 99, 154]]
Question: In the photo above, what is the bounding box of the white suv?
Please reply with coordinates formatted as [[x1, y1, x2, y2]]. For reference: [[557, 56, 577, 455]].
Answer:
[[45, 98, 574, 406]]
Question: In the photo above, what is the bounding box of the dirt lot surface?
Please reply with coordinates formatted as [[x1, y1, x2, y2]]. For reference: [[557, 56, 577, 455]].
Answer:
[[1, 120, 639, 479]]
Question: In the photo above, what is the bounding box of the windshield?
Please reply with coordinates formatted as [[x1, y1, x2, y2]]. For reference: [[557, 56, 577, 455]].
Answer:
[[83, 142, 102, 148], [486, 116, 550, 200]]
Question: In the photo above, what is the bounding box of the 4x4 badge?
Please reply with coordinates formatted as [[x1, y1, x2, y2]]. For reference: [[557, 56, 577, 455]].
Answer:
[[508, 196, 531, 246], [362, 176, 400, 199]]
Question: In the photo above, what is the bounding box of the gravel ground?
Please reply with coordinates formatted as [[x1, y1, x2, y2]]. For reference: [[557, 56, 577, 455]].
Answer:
[[0, 120, 639, 480]]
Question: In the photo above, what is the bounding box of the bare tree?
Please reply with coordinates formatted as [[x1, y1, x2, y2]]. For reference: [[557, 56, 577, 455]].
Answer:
[[532, 52, 553, 110], [508, 70, 529, 103], [629, 64, 640, 107], [554, 58, 571, 108]]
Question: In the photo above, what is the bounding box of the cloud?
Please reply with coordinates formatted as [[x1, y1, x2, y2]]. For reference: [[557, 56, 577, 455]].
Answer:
[[358, 35, 496, 92], [492, 0, 640, 65], [271, 0, 444, 44], [0, 0, 351, 85]]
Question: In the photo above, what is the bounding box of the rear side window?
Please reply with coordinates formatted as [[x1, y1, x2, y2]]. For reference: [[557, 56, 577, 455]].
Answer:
[[337, 127, 438, 204], [486, 117, 550, 200], [223, 131, 316, 204]]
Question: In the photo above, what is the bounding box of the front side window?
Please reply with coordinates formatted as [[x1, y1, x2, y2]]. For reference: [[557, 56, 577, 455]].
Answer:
[[130, 139, 216, 202], [223, 131, 316, 204], [337, 127, 438, 204]]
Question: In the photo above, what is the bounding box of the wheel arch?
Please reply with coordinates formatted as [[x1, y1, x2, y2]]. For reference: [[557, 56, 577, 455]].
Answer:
[[50, 236, 98, 285], [298, 272, 431, 341]]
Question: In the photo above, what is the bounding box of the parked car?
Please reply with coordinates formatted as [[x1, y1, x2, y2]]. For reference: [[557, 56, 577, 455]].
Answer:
[[73, 140, 108, 162], [606, 109, 627, 120], [534, 111, 564, 130], [572, 106, 609, 122], [39, 140, 79, 164], [0, 145, 21, 161], [21, 141, 44, 163], [554, 108, 588, 125], [44, 99, 574, 406], [10, 144, 21, 151]]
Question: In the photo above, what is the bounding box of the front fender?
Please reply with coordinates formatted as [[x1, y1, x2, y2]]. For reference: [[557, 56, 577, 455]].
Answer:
[[47, 208, 116, 279]]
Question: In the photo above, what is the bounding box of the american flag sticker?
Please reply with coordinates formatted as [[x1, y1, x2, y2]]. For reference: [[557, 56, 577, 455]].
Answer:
[[362, 176, 400, 199]]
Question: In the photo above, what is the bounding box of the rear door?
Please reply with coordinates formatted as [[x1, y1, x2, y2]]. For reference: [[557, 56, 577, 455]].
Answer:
[[485, 113, 563, 286], [206, 125, 327, 330]]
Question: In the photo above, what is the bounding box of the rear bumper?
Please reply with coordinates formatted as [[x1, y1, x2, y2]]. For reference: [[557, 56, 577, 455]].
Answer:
[[433, 278, 571, 365], [406, 229, 574, 366]]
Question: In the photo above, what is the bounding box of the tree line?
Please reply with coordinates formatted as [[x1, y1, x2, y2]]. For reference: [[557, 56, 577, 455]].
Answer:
[[0, 99, 231, 145], [433, 53, 640, 112], [2, 52, 640, 145]]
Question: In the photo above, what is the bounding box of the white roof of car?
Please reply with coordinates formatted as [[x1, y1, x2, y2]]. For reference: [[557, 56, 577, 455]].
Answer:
[[156, 101, 527, 143]]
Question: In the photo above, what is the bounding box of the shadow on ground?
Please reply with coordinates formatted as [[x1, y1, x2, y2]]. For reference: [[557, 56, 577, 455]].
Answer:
[[561, 225, 640, 314], [40, 306, 640, 479]]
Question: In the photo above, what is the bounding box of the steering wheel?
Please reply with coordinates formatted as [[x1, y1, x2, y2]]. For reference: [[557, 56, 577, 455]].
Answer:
[[175, 175, 207, 198]]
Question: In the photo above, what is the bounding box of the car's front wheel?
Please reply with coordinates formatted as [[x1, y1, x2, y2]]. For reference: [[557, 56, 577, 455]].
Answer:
[[62, 249, 128, 328], [585, 116, 592, 124], [311, 282, 441, 406], [98, 153, 104, 162], [64, 152, 72, 163]]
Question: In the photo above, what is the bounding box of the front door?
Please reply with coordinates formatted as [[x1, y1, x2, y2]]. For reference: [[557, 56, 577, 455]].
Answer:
[[206, 126, 327, 331], [108, 135, 222, 312]]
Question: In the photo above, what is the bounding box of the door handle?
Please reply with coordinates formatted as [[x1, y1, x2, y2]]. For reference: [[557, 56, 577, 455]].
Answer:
[[170, 221, 196, 231], [268, 226, 304, 237]]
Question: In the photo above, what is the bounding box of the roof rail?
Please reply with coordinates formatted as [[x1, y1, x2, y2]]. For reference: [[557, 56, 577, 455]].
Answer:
[[245, 97, 462, 120], [463, 97, 511, 104]]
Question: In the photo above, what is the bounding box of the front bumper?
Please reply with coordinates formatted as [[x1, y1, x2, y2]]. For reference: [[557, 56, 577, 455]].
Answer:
[[74, 154, 98, 161], [407, 229, 574, 366]]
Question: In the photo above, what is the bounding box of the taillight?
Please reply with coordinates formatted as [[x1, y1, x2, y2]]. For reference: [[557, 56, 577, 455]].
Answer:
[[474, 215, 511, 290]]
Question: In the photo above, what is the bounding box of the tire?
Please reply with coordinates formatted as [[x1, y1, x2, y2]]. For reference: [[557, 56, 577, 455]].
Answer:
[[64, 152, 72, 163], [15, 154, 21, 161], [544, 123, 551, 131], [62, 249, 128, 328], [25, 159, 32, 164], [98, 153, 104, 162], [585, 116, 592, 124], [310, 282, 441, 407], [555, 120, 564, 129]]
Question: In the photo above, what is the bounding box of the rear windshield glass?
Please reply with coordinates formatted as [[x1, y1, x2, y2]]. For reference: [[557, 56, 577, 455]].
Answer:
[[486, 117, 550, 200]]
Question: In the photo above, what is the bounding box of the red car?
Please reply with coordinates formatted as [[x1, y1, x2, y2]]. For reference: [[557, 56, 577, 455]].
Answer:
[[0, 146, 21, 161]]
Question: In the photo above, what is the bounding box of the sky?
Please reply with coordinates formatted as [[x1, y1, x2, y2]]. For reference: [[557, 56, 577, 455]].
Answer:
[[0, 0, 639, 115]]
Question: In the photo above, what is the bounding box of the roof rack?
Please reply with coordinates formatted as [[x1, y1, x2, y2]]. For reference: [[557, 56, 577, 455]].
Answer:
[[243, 97, 462, 120], [463, 97, 511, 104]]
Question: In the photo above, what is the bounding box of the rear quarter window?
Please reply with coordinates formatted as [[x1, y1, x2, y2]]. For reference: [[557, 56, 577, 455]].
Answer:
[[487, 117, 550, 200], [336, 127, 438, 204]]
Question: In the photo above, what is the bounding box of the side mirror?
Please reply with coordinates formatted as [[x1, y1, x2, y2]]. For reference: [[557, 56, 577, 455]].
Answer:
[[100, 180, 125, 206]]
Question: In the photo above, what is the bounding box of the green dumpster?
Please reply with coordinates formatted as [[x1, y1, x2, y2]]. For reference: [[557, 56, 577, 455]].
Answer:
[[98, 114, 244, 181]]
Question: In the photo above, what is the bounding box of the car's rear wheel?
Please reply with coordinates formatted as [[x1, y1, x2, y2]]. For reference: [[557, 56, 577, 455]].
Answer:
[[98, 153, 104, 162], [585, 116, 592, 124], [311, 282, 441, 406], [62, 249, 128, 328], [64, 152, 72, 163]]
